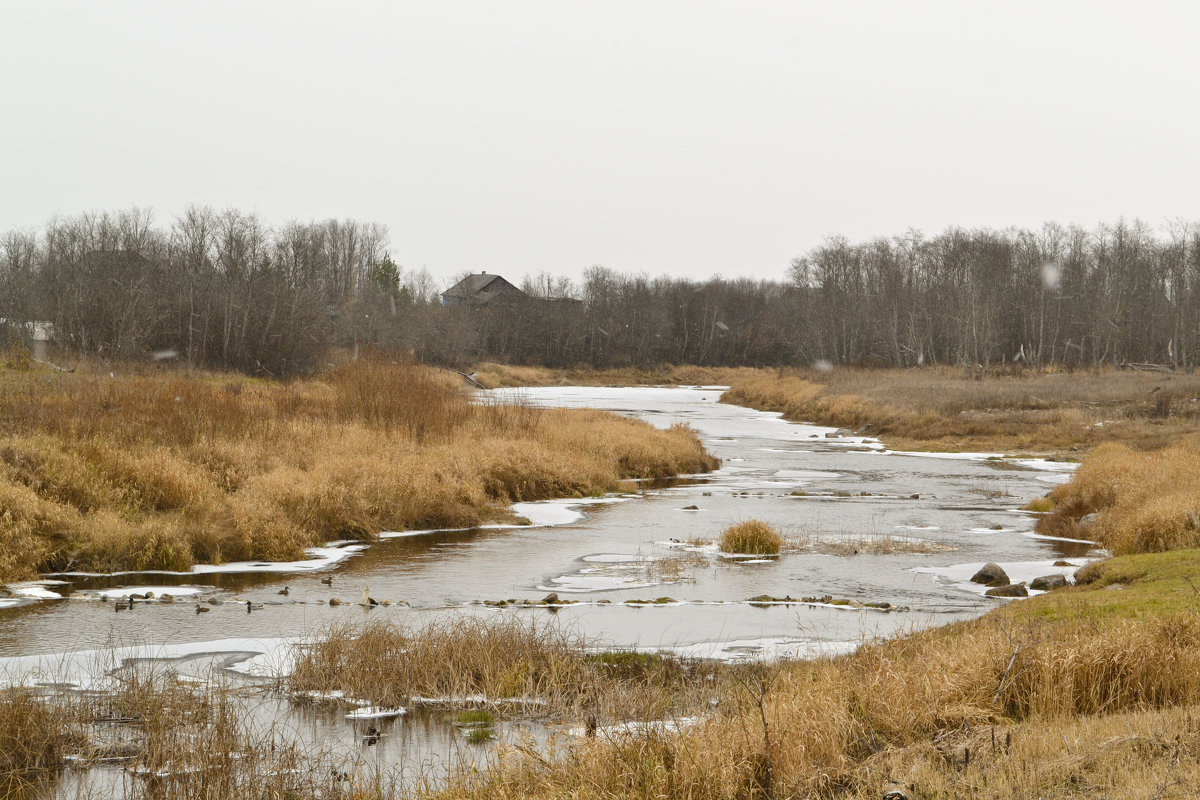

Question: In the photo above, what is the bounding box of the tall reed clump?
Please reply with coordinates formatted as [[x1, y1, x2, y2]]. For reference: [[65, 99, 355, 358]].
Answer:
[[0, 357, 718, 581], [290, 617, 708, 723], [1037, 439, 1200, 554], [2, 660, 409, 800], [718, 519, 783, 555], [0, 688, 81, 793]]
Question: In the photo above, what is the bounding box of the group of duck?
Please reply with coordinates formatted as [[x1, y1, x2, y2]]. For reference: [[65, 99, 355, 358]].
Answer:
[[106, 574, 392, 614]]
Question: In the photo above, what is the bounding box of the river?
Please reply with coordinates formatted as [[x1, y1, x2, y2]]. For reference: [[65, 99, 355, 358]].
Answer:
[[0, 386, 1093, 795]]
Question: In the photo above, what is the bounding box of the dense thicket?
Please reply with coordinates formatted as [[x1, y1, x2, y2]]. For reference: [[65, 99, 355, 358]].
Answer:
[[2, 210, 1198, 372]]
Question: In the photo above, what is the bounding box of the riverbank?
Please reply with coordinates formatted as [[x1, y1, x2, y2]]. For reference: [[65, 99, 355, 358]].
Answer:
[[470, 362, 762, 389], [721, 366, 1200, 455], [0, 359, 717, 583]]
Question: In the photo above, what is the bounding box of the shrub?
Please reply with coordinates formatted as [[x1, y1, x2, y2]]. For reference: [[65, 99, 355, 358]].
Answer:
[[719, 519, 783, 555]]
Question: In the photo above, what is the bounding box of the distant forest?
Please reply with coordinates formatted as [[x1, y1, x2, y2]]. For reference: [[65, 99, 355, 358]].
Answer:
[[2, 207, 1198, 374]]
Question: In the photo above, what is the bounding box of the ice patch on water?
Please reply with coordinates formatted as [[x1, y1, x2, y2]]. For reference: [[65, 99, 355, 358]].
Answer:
[[345, 706, 407, 720], [656, 637, 858, 662], [537, 575, 659, 593], [0, 637, 299, 690], [581, 554, 655, 564], [774, 469, 842, 479], [8, 582, 65, 600], [1021, 531, 1096, 545], [53, 544, 368, 578], [86, 586, 208, 600], [379, 496, 632, 540]]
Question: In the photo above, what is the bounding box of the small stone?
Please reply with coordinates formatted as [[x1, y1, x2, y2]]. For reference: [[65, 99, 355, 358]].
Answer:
[[971, 562, 1010, 587], [681, 505, 700, 510], [329, 597, 342, 606], [985, 583, 1029, 598], [909, 493, 920, 500], [1029, 574, 1068, 591], [1053, 560, 1074, 567], [542, 592, 559, 604]]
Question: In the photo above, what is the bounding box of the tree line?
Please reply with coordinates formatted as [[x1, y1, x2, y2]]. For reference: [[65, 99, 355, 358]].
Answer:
[[2, 208, 1198, 373]]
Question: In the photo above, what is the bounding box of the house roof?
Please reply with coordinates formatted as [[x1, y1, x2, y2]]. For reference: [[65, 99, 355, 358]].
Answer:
[[441, 273, 525, 305], [442, 273, 510, 298]]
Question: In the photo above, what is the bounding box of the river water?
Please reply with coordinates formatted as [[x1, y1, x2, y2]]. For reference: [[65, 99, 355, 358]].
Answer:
[[0, 386, 1092, 794]]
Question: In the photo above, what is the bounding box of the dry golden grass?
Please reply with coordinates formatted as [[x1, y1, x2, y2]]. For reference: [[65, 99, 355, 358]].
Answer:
[[721, 366, 1200, 454], [472, 362, 765, 388], [1036, 438, 1200, 554], [718, 519, 783, 555], [0, 357, 717, 581], [0, 668, 366, 800], [291, 617, 711, 726], [423, 607, 1200, 800], [0, 688, 82, 797]]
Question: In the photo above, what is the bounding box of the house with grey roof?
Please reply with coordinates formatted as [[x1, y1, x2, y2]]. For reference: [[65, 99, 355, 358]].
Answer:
[[440, 272, 525, 307]]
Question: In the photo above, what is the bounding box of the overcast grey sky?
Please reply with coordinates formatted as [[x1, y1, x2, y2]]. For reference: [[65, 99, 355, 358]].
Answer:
[[3, 1, 1199, 285]]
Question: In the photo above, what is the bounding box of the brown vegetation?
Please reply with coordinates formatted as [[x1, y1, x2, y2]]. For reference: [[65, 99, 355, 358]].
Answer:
[[0, 688, 81, 797], [471, 362, 763, 389], [282, 582, 1200, 800], [0, 358, 717, 582], [718, 520, 783, 555], [290, 617, 709, 725], [722, 366, 1200, 453], [0, 669, 365, 800], [1035, 439, 1200, 554]]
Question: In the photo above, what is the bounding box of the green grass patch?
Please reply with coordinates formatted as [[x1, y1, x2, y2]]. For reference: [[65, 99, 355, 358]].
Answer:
[[451, 709, 494, 727], [465, 727, 494, 744], [999, 550, 1200, 625]]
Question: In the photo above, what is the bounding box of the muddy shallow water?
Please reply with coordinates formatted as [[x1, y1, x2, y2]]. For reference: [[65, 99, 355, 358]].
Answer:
[[0, 386, 1093, 794]]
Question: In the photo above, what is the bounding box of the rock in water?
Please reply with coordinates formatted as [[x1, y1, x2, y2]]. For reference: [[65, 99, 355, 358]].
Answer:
[[985, 583, 1029, 598], [971, 562, 1010, 587], [1029, 574, 1068, 591], [542, 592, 560, 604]]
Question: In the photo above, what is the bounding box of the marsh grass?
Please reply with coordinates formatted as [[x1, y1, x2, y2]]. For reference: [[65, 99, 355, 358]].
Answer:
[[718, 520, 783, 555], [0, 667, 370, 800], [722, 366, 1200, 453], [290, 617, 716, 727], [1034, 438, 1200, 555], [0, 357, 717, 581], [470, 363, 764, 389], [423, 599, 1200, 800], [0, 688, 82, 797]]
